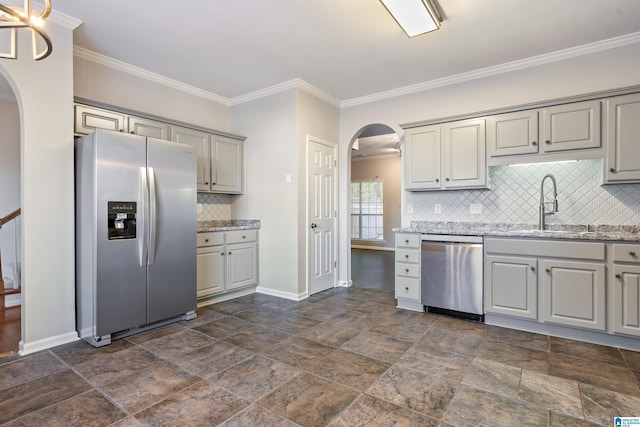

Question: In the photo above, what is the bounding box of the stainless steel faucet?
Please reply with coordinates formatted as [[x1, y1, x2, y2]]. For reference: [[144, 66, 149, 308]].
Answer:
[[539, 174, 558, 231]]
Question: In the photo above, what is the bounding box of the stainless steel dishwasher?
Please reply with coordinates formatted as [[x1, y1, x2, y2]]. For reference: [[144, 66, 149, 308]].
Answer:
[[420, 234, 484, 322]]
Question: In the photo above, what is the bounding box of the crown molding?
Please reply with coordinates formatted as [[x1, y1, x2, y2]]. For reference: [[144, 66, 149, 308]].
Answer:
[[341, 31, 640, 108], [229, 78, 340, 107], [73, 46, 230, 105]]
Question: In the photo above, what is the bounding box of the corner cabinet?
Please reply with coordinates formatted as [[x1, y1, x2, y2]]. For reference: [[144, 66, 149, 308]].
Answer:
[[404, 118, 487, 191], [171, 126, 244, 194], [603, 93, 640, 184], [197, 230, 258, 301], [394, 232, 422, 311]]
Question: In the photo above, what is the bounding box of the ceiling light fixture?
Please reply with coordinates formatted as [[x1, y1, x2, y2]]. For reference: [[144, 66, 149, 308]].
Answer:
[[0, 0, 52, 60], [379, 0, 442, 38]]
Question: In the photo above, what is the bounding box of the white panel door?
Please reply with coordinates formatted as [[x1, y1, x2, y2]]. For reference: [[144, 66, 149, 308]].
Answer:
[[308, 136, 337, 295]]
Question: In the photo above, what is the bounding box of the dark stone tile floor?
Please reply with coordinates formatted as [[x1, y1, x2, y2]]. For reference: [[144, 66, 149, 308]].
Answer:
[[1, 287, 640, 426]]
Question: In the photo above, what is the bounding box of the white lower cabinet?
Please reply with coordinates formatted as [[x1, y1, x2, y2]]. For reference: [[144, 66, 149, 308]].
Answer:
[[197, 230, 258, 300], [394, 233, 422, 311], [611, 243, 640, 337], [484, 237, 606, 332]]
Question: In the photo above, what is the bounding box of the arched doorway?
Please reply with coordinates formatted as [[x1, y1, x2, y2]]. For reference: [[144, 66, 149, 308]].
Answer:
[[0, 72, 22, 357], [348, 123, 401, 293]]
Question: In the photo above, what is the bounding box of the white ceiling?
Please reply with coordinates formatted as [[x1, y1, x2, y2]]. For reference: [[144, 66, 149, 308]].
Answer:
[[35, 0, 640, 103]]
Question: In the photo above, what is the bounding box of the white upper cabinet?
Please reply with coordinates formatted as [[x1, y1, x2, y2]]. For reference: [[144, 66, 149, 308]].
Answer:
[[128, 116, 170, 140], [603, 93, 640, 184], [75, 105, 127, 134], [487, 99, 602, 165], [404, 119, 487, 191], [171, 126, 211, 192]]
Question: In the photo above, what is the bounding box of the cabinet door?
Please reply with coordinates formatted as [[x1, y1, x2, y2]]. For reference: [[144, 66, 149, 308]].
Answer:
[[604, 93, 640, 183], [75, 105, 127, 135], [540, 100, 601, 153], [404, 125, 441, 190], [197, 246, 225, 298], [226, 242, 257, 290], [485, 255, 537, 319], [129, 116, 170, 140], [612, 264, 640, 337], [442, 118, 487, 189], [488, 110, 539, 157], [540, 259, 606, 331], [211, 136, 243, 194], [171, 126, 211, 192]]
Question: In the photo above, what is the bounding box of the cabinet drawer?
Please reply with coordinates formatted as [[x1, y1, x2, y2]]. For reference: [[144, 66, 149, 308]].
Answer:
[[396, 249, 420, 264], [395, 233, 420, 249], [612, 243, 640, 263], [197, 232, 224, 247], [396, 262, 419, 278], [226, 229, 257, 244], [396, 277, 420, 300]]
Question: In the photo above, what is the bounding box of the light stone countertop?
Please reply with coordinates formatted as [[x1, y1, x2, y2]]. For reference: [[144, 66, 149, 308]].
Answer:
[[394, 221, 640, 242], [197, 219, 261, 233]]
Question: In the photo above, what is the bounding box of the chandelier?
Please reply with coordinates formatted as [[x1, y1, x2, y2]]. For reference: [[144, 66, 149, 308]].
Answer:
[[0, 0, 52, 60]]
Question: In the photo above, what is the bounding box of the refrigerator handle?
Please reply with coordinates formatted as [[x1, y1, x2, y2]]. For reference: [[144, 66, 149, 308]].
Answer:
[[148, 167, 157, 266], [139, 167, 149, 267]]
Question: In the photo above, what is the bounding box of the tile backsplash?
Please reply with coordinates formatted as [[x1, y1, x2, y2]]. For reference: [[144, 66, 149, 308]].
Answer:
[[405, 159, 640, 226], [197, 193, 231, 221]]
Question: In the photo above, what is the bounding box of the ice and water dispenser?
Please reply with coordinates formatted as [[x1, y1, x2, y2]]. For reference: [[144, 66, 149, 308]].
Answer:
[[107, 201, 137, 240]]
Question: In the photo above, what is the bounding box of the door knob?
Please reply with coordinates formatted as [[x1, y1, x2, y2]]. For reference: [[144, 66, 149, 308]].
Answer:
[[310, 223, 317, 229]]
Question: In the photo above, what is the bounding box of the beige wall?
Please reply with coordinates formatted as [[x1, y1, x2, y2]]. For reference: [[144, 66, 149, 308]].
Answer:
[[351, 155, 401, 249], [0, 21, 78, 354]]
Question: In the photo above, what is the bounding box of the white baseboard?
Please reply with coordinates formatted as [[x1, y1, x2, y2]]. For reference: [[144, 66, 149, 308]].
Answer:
[[337, 280, 352, 287], [19, 331, 79, 356], [5, 293, 21, 307], [256, 286, 307, 301]]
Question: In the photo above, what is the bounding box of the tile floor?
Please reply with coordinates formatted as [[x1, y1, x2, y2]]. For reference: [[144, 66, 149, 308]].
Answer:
[[1, 287, 640, 426]]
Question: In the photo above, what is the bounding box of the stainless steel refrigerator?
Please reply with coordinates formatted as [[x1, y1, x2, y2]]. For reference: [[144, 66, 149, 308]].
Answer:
[[76, 129, 197, 347]]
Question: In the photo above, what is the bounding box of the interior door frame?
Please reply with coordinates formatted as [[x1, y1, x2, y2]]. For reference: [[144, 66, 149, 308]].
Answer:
[[306, 135, 339, 296]]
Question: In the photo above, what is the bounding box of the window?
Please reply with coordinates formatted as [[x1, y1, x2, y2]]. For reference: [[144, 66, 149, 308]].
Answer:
[[351, 180, 384, 240]]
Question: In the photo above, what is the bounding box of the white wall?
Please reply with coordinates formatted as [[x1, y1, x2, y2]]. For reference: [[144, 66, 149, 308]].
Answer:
[[351, 155, 401, 249], [74, 56, 231, 132], [0, 99, 20, 289], [337, 43, 640, 284], [0, 21, 78, 354], [231, 89, 300, 297]]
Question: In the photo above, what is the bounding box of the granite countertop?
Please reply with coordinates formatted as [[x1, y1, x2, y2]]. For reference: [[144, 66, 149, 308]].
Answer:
[[394, 221, 640, 242], [197, 219, 261, 233]]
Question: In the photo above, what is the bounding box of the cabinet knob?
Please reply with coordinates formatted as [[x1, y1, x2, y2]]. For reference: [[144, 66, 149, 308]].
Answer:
[[405, 268, 409, 273], [405, 254, 409, 259], [545, 140, 551, 145], [405, 286, 409, 291], [119, 129, 124, 132], [609, 168, 616, 173], [630, 251, 637, 257], [531, 141, 537, 146], [205, 182, 209, 185], [212, 182, 216, 185], [615, 274, 621, 279], [221, 252, 225, 256], [130, 131, 135, 134], [228, 252, 232, 255], [204, 238, 209, 243], [530, 266, 535, 271], [445, 178, 450, 182], [242, 235, 246, 239], [405, 239, 409, 244], [435, 178, 439, 183], [545, 268, 551, 273]]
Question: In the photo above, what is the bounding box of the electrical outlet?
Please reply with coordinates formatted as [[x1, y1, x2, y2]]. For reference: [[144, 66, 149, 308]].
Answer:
[[434, 204, 442, 214], [197, 203, 203, 213], [470, 203, 482, 214], [407, 204, 414, 214]]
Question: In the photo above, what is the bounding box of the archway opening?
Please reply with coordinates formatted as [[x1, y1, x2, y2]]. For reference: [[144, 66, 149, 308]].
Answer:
[[348, 123, 401, 294]]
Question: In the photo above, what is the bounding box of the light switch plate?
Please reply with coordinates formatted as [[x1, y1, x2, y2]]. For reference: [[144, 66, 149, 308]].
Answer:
[[470, 203, 482, 214], [434, 204, 442, 214], [197, 203, 203, 213], [407, 204, 414, 214]]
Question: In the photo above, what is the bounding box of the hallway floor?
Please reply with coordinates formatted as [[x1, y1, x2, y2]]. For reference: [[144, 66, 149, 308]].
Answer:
[[0, 306, 20, 357], [1, 288, 640, 426], [351, 248, 395, 294]]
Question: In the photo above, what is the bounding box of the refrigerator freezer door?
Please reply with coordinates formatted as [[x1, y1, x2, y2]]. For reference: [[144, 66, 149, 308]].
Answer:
[[146, 138, 197, 323], [95, 131, 148, 336]]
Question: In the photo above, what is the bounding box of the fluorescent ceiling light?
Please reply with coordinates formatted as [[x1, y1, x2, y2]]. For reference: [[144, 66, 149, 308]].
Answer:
[[379, 0, 442, 38]]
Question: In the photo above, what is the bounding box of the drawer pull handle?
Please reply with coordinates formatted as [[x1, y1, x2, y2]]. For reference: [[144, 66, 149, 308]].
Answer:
[[615, 274, 621, 279], [630, 251, 637, 257], [545, 268, 551, 273]]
